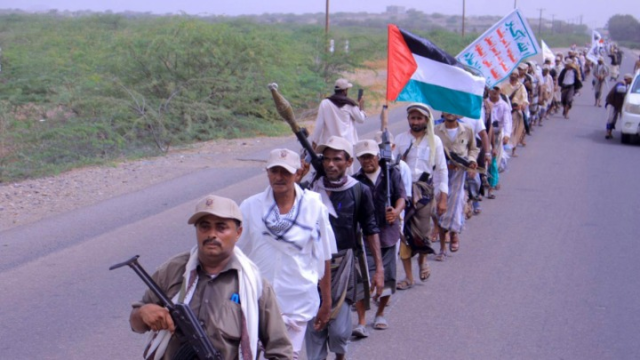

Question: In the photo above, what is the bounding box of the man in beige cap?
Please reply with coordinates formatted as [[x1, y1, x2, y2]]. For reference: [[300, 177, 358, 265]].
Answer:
[[129, 195, 293, 360], [237, 149, 336, 360], [309, 78, 366, 149], [392, 103, 448, 290], [306, 135, 383, 360], [500, 71, 528, 156], [352, 139, 406, 333], [433, 113, 479, 260]]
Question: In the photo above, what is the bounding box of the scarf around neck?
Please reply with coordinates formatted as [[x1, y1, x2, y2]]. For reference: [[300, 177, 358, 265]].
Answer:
[[312, 176, 359, 217], [327, 93, 358, 108], [323, 175, 349, 189]]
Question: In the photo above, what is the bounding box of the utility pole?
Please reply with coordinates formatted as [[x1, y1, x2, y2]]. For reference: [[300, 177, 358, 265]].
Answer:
[[324, 0, 330, 81], [537, 8, 545, 35], [462, 0, 466, 38], [325, 0, 330, 39], [514, 0, 517, 9], [551, 14, 555, 33]]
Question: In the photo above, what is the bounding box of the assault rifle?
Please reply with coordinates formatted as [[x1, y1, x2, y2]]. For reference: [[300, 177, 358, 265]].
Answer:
[[379, 106, 393, 209], [110, 255, 222, 360], [267, 83, 324, 178]]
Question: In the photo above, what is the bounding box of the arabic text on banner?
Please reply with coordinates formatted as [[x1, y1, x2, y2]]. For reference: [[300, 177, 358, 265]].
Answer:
[[456, 9, 540, 87]]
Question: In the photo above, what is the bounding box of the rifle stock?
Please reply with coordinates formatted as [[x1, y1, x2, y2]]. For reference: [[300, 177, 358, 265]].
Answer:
[[110, 256, 222, 360], [380, 105, 389, 131]]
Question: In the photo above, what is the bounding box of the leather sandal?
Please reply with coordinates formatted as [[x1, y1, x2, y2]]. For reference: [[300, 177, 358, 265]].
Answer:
[[450, 234, 460, 252], [396, 279, 414, 290]]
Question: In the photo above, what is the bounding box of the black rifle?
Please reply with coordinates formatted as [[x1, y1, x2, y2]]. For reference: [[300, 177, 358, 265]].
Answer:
[[379, 127, 393, 209], [110, 255, 222, 360]]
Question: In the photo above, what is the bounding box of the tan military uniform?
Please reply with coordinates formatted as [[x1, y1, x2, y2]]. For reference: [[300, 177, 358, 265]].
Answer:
[[133, 252, 292, 360], [434, 122, 479, 162]]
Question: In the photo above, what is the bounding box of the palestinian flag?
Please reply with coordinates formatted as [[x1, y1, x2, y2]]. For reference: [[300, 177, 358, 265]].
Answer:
[[387, 24, 485, 119]]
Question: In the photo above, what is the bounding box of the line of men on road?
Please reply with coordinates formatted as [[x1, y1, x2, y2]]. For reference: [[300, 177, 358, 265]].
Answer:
[[124, 59, 635, 359]]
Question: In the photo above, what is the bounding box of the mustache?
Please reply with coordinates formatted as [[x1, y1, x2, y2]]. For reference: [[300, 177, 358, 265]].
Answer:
[[203, 238, 222, 247]]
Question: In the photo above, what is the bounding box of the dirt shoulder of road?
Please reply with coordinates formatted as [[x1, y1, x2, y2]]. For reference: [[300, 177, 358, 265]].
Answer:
[[0, 135, 297, 231]]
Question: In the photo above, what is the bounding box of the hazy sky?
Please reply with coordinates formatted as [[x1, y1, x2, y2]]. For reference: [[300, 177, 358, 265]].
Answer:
[[8, 0, 638, 29]]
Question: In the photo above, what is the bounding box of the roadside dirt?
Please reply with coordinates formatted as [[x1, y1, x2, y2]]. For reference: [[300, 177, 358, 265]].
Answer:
[[0, 135, 295, 231]]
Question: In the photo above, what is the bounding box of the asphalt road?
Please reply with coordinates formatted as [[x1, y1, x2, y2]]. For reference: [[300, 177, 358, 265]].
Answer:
[[2, 67, 640, 359]]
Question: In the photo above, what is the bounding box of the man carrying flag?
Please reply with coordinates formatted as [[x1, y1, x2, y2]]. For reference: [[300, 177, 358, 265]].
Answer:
[[386, 24, 482, 282]]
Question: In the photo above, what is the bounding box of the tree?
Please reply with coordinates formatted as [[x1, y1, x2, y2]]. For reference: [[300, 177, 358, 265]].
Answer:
[[607, 14, 640, 42]]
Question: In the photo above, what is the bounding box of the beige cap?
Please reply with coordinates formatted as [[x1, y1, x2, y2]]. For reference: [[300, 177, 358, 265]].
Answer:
[[266, 148, 300, 174], [334, 78, 353, 90], [354, 139, 380, 157], [188, 194, 242, 225], [624, 73, 634, 80], [517, 63, 528, 70], [374, 130, 394, 145], [406, 103, 432, 118], [316, 136, 353, 158]]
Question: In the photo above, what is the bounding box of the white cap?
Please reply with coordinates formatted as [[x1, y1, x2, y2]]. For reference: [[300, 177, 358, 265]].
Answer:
[[266, 148, 300, 174], [316, 136, 354, 158], [406, 103, 433, 118], [354, 139, 380, 157], [334, 78, 353, 90]]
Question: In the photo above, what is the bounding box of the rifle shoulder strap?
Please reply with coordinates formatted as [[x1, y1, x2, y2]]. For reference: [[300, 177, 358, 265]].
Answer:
[[352, 181, 364, 247], [353, 181, 362, 224], [509, 84, 522, 101], [401, 135, 424, 162]]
